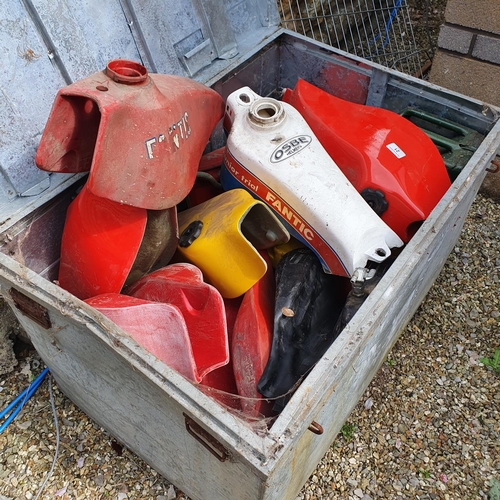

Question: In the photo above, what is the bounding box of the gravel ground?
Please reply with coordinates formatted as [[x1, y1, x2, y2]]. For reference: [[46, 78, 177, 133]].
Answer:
[[299, 194, 500, 500], [2, 2, 500, 499]]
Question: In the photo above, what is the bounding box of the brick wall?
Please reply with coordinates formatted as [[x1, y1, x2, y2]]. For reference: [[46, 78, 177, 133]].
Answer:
[[430, 0, 500, 200], [429, 0, 500, 107]]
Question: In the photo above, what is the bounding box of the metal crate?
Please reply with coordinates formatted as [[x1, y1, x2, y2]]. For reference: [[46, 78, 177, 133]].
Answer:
[[1, 1, 500, 499]]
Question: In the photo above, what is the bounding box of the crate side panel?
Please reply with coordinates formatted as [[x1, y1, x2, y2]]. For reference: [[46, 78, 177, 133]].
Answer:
[[277, 34, 372, 103], [0, 2, 61, 200], [225, 0, 279, 36], [29, 0, 142, 82], [124, 0, 198, 76], [0, 186, 78, 279], [381, 78, 498, 135], [213, 43, 281, 100]]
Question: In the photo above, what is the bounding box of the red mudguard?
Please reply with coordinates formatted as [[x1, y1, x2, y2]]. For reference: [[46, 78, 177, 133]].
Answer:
[[59, 184, 147, 300], [231, 252, 275, 418], [283, 79, 451, 241], [199, 297, 242, 411], [85, 294, 200, 382], [36, 60, 225, 210], [124, 264, 229, 379]]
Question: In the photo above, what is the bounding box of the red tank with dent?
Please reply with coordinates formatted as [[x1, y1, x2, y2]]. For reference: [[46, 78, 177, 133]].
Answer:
[[36, 59, 225, 210]]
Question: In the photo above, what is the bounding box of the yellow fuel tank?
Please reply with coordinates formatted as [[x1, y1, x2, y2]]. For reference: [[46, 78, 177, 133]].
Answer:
[[177, 189, 289, 298]]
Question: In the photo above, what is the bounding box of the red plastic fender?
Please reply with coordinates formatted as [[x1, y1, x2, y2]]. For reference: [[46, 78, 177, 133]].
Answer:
[[84, 294, 199, 382], [59, 184, 147, 300], [124, 264, 229, 379], [199, 297, 242, 411], [283, 79, 451, 242], [36, 60, 225, 210], [231, 251, 275, 418]]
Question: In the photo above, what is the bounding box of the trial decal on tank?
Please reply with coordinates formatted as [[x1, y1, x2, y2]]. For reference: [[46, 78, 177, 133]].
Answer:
[[223, 149, 348, 274]]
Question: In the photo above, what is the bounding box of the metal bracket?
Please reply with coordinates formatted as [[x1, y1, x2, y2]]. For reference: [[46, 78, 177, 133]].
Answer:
[[308, 421, 324, 435], [486, 156, 500, 173], [350, 267, 377, 297], [184, 413, 231, 462], [174, 29, 215, 76]]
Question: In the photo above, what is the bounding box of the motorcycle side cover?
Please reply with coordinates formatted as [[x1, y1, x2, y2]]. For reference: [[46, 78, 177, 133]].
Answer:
[[36, 59, 225, 210], [220, 87, 403, 278], [283, 79, 451, 242]]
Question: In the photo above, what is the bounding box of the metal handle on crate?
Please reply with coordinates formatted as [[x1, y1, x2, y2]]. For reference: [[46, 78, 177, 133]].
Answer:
[[10, 288, 52, 329], [308, 421, 324, 435], [486, 157, 500, 173], [183, 413, 231, 462]]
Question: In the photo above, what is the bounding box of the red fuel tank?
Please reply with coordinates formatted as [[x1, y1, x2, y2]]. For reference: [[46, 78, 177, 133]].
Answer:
[[283, 79, 451, 242], [36, 60, 225, 210]]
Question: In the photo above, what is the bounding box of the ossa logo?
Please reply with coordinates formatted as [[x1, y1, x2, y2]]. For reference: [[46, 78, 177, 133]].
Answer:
[[270, 135, 312, 163]]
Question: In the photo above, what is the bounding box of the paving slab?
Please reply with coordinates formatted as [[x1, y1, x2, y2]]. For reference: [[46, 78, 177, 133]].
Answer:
[[429, 51, 500, 106], [445, 0, 500, 35]]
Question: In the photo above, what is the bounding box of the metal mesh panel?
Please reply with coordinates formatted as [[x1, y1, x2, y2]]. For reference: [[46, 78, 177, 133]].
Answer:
[[277, 0, 423, 76]]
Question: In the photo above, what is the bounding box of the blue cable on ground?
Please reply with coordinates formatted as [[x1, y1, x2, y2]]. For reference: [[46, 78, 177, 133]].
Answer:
[[34, 373, 60, 500], [1, 367, 60, 497], [0, 367, 49, 433]]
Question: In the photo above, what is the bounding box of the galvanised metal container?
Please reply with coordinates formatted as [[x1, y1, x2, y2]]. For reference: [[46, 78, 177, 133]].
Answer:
[[1, 2, 499, 499]]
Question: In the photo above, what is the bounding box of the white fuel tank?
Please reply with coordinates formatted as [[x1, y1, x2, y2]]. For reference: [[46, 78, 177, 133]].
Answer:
[[220, 87, 404, 277]]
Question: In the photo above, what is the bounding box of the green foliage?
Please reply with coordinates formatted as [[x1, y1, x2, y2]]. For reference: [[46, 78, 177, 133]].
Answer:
[[419, 468, 431, 479], [340, 422, 356, 441], [480, 347, 500, 374]]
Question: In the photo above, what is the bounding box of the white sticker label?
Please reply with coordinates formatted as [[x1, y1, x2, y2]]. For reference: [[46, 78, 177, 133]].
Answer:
[[386, 142, 406, 159]]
